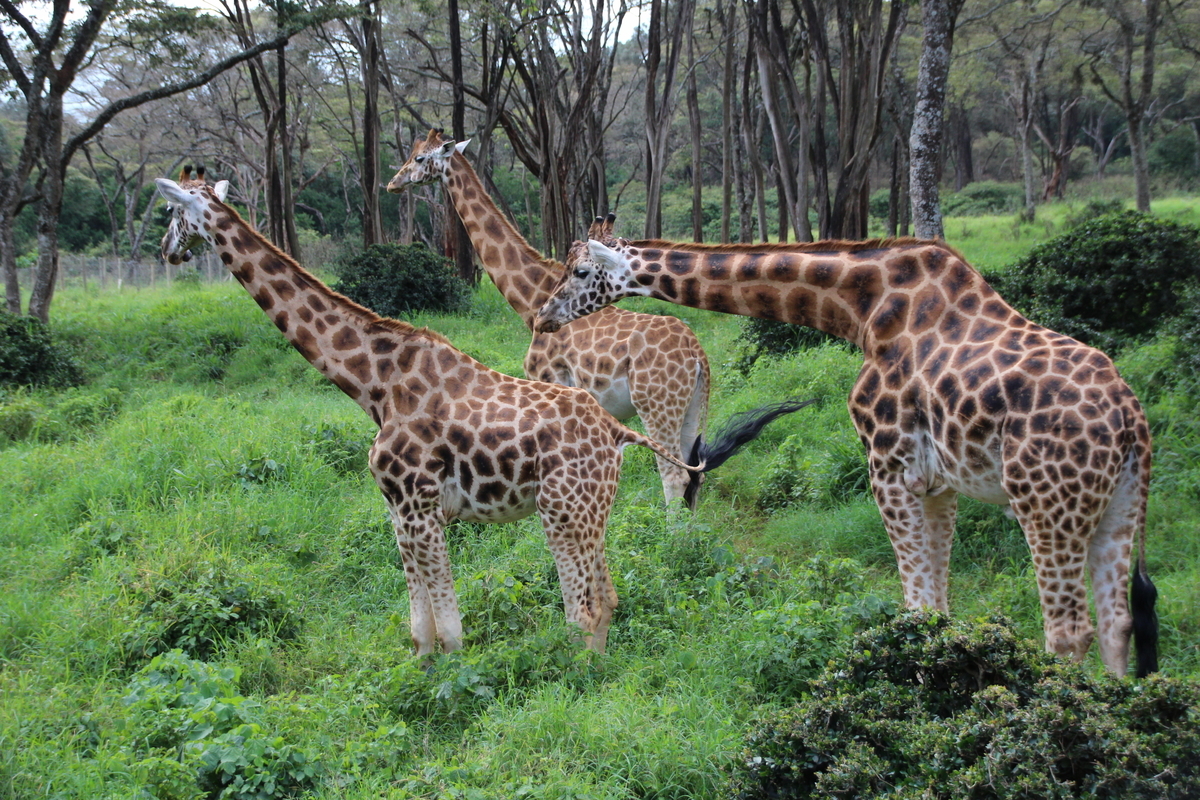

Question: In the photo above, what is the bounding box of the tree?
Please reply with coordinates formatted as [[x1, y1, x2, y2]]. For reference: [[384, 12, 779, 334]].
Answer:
[[0, 0, 331, 320], [642, 0, 695, 239], [1083, 0, 1166, 213], [909, 0, 966, 240]]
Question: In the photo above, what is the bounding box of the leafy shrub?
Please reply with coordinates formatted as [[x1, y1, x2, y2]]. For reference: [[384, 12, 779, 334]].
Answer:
[[173, 267, 203, 287], [0, 310, 84, 388], [759, 432, 870, 511], [54, 386, 122, 429], [332, 242, 471, 317], [235, 455, 287, 488], [116, 651, 321, 799], [0, 392, 42, 441], [735, 318, 843, 374], [1064, 198, 1125, 228], [120, 566, 299, 663], [941, 181, 1025, 216], [992, 211, 1200, 351], [740, 559, 895, 702], [731, 612, 1200, 799], [303, 421, 372, 475]]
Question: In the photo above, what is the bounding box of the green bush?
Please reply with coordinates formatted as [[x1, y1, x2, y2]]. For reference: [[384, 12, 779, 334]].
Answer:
[[332, 242, 471, 318], [0, 310, 84, 388], [735, 318, 843, 375], [758, 431, 870, 512], [993, 211, 1200, 352], [120, 565, 299, 664], [0, 392, 43, 441], [115, 651, 321, 799], [731, 612, 1200, 799], [941, 181, 1025, 216], [302, 421, 372, 476]]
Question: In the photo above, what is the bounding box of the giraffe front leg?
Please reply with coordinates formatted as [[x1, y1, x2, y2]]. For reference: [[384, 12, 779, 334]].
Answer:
[[871, 470, 958, 611]]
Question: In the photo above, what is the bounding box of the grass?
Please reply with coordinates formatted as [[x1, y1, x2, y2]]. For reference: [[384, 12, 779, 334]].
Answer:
[[2, 196, 1199, 797]]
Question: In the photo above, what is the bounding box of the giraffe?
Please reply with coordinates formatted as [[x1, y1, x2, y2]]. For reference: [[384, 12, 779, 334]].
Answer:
[[155, 175, 813, 658], [385, 129, 712, 508], [534, 233, 1159, 677]]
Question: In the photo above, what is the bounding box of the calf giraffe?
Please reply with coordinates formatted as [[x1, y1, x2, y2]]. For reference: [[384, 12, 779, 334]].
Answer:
[[156, 176, 812, 658], [535, 232, 1159, 676], [386, 130, 712, 508]]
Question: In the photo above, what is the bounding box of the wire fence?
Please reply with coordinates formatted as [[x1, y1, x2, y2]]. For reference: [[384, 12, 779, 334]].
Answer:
[[16, 251, 231, 293], [15, 237, 346, 294]]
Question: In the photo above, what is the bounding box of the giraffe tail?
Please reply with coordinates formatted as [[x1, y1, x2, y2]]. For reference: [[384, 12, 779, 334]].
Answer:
[[682, 397, 817, 509], [1131, 554, 1158, 677], [1124, 399, 1158, 678]]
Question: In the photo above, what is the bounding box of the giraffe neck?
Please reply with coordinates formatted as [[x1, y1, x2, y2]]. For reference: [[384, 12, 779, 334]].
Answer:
[[443, 152, 561, 328], [205, 203, 477, 426], [616, 239, 992, 351]]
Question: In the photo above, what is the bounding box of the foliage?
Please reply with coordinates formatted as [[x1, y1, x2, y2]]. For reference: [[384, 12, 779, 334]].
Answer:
[[113, 651, 321, 799], [235, 455, 288, 488], [941, 181, 1025, 217], [731, 612, 1200, 799], [735, 318, 845, 375], [302, 421, 372, 476], [332, 242, 471, 318], [0, 310, 85, 388], [120, 565, 299, 664], [758, 431, 870, 511], [992, 211, 1200, 352]]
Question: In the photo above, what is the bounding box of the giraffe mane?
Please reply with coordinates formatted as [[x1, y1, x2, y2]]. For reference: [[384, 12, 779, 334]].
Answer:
[[620, 236, 970, 263], [209, 188, 453, 347], [448, 150, 564, 278]]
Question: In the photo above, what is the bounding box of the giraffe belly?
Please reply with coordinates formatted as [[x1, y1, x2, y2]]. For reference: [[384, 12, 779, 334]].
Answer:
[[442, 479, 537, 524], [911, 431, 1009, 505], [585, 375, 636, 421]]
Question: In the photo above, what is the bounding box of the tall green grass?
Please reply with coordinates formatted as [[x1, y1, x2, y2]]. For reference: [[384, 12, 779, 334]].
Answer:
[[2, 201, 1199, 797]]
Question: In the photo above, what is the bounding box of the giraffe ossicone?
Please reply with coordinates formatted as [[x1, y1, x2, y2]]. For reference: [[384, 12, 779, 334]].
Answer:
[[156, 175, 813, 660], [536, 234, 1159, 677], [385, 129, 728, 508]]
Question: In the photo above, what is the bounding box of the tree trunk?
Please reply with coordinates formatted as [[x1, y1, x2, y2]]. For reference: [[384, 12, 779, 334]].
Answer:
[[720, 0, 735, 242], [687, 30, 703, 242], [447, 0, 476, 282], [277, 47, 300, 259], [360, 1, 384, 246], [910, 0, 963, 240], [2, 211, 19, 314]]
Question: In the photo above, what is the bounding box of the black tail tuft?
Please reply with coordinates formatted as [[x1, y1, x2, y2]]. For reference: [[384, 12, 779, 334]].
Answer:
[[1131, 559, 1159, 678], [695, 398, 816, 474], [683, 435, 705, 510]]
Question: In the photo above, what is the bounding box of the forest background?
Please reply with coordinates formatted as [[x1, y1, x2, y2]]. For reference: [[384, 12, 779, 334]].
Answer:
[[4, 0, 1200, 319]]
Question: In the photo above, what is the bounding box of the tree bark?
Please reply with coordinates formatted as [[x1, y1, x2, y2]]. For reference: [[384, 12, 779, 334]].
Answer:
[[909, 0, 963, 240], [360, 0, 384, 246], [447, 0, 476, 283]]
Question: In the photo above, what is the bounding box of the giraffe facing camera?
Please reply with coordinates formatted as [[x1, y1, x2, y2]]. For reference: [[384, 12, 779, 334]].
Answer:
[[155, 174, 814, 660]]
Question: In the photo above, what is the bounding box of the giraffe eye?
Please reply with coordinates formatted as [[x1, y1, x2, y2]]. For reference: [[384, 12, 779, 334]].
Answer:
[[573, 268, 589, 279], [415, 156, 426, 164]]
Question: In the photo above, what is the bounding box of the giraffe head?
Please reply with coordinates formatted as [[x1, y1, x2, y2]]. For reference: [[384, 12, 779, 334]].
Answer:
[[156, 177, 230, 265], [385, 128, 470, 194], [534, 238, 640, 333]]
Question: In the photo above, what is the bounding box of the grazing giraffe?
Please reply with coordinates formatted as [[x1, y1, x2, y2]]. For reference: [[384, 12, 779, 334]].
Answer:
[[386, 129, 712, 508], [535, 233, 1159, 677], [155, 176, 812, 658]]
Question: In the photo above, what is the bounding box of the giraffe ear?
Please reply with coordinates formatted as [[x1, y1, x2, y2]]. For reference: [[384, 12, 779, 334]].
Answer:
[[213, 180, 230, 202], [155, 178, 190, 205], [437, 140, 457, 158], [587, 239, 621, 269], [455, 139, 471, 154]]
